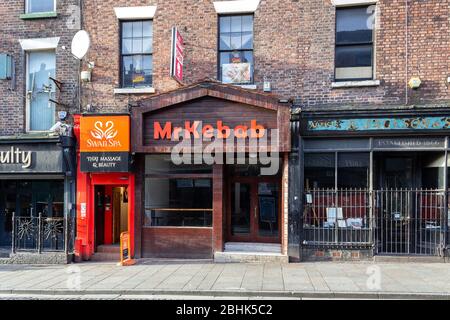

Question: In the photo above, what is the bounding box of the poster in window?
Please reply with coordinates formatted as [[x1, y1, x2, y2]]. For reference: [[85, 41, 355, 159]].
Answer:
[[222, 63, 251, 84], [259, 196, 276, 223]]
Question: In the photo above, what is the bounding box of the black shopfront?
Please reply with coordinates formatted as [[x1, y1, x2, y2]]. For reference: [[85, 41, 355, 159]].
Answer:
[[290, 111, 450, 261], [0, 137, 76, 260]]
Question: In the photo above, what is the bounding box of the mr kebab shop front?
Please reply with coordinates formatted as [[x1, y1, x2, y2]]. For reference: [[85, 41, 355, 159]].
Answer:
[[74, 114, 134, 261], [131, 82, 291, 259]]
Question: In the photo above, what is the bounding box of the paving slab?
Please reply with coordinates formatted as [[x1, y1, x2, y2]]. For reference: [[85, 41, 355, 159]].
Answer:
[[1, 261, 450, 299]]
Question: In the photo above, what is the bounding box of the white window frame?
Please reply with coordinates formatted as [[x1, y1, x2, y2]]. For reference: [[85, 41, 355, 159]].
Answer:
[[25, 49, 56, 133], [25, 0, 56, 14]]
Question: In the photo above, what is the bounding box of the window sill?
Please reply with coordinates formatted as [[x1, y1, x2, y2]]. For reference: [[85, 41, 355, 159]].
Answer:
[[236, 84, 257, 90], [114, 87, 155, 95], [20, 12, 58, 20], [331, 80, 380, 88]]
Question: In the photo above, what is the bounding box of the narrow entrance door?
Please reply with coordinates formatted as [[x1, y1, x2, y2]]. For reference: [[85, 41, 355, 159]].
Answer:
[[229, 179, 280, 243], [379, 156, 415, 254]]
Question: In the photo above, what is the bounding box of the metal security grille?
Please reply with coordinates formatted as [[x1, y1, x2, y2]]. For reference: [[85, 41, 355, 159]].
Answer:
[[374, 189, 445, 256], [12, 213, 74, 254], [302, 189, 373, 247], [302, 189, 448, 256]]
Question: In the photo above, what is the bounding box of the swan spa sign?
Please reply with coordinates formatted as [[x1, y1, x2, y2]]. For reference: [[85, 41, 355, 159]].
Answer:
[[79, 115, 130, 172]]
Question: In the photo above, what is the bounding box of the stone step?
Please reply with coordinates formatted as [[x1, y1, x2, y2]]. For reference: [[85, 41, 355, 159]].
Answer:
[[0, 252, 10, 258], [96, 245, 120, 254], [91, 252, 121, 262], [214, 251, 288, 263], [224, 242, 282, 253]]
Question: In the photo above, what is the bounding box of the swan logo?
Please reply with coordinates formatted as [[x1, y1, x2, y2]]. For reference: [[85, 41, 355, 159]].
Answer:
[[87, 121, 121, 148], [80, 116, 130, 152], [90, 121, 119, 140]]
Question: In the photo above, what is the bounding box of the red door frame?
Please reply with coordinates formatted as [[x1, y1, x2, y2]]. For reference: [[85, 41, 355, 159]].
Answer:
[[76, 168, 135, 261], [74, 114, 135, 261]]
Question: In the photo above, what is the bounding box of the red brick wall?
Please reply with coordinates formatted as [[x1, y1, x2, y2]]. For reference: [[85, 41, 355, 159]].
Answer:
[[0, 0, 80, 136], [82, 0, 449, 113]]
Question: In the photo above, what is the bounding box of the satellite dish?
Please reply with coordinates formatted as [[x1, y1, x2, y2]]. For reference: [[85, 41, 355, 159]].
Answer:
[[71, 30, 90, 60]]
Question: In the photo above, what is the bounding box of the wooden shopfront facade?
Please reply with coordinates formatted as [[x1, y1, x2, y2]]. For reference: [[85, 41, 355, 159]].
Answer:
[[131, 82, 291, 259]]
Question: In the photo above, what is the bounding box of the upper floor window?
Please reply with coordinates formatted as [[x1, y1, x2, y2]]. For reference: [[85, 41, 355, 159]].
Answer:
[[26, 50, 56, 131], [121, 20, 153, 88], [335, 6, 375, 81], [26, 0, 56, 13], [219, 15, 254, 84]]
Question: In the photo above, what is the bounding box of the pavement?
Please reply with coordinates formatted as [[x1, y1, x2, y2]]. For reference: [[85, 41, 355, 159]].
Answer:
[[0, 260, 449, 300]]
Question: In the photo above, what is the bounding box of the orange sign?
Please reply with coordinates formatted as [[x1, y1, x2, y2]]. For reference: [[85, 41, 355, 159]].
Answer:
[[119, 231, 135, 266], [153, 120, 266, 140], [80, 116, 130, 152]]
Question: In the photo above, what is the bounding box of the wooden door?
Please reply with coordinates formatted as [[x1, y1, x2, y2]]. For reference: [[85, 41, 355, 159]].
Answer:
[[227, 177, 281, 243]]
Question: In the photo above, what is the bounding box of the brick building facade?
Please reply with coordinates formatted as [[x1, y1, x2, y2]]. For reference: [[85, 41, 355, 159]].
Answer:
[[81, 0, 449, 113], [0, 0, 81, 135], [0, 0, 79, 263]]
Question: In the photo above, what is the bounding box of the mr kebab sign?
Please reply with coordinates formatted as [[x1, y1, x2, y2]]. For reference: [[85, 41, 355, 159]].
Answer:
[[170, 27, 184, 83]]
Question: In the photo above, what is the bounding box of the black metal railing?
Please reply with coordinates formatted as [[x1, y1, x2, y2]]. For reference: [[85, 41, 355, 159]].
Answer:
[[12, 212, 74, 254], [374, 189, 445, 256], [302, 188, 448, 256], [302, 189, 373, 247]]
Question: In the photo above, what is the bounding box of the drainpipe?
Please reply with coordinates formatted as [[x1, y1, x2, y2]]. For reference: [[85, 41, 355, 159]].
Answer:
[[405, 0, 409, 106]]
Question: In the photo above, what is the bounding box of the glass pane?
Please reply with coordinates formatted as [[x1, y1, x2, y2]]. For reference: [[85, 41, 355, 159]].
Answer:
[[335, 45, 372, 68], [132, 21, 143, 37], [220, 16, 231, 33], [145, 155, 213, 174], [28, 51, 56, 91], [241, 31, 253, 50], [336, 6, 374, 44], [304, 153, 336, 189], [132, 39, 143, 54], [258, 183, 279, 237], [230, 32, 241, 50], [122, 39, 132, 54], [142, 37, 153, 54], [28, 50, 55, 131], [144, 177, 213, 227], [337, 153, 369, 189], [142, 21, 152, 37], [242, 15, 253, 32], [231, 183, 251, 235], [231, 16, 242, 32], [27, 0, 54, 13], [122, 22, 133, 38], [220, 51, 253, 84], [220, 33, 231, 50], [0, 182, 15, 247], [122, 56, 133, 87]]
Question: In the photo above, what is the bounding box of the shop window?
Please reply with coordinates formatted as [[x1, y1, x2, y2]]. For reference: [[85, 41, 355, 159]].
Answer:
[[145, 154, 212, 175], [145, 179, 213, 227], [304, 153, 335, 190], [121, 20, 153, 88], [26, 0, 55, 13], [26, 50, 56, 131], [305, 152, 370, 190], [421, 153, 445, 189], [219, 15, 254, 84], [335, 6, 375, 81], [337, 153, 369, 189], [144, 155, 213, 227]]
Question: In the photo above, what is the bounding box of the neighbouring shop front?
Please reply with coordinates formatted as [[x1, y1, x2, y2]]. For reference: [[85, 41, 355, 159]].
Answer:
[[131, 82, 291, 261], [0, 136, 76, 263], [74, 114, 134, 261], [290, 111, 450, 261]]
